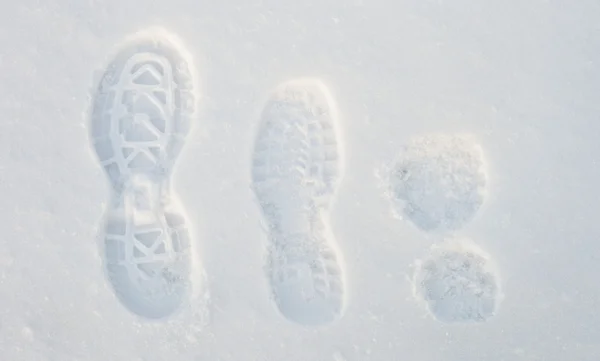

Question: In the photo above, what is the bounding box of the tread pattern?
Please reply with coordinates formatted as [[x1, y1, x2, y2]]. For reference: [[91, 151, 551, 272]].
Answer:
[[90, 30, 195, 319], [251, 79, 345, 326]]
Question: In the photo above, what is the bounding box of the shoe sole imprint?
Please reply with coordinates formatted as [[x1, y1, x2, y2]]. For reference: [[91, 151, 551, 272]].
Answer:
[[90, 29, 196, 319], [251, 78, 346, 326]]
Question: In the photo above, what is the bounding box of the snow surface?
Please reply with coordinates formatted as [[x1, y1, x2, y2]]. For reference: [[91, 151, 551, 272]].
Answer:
[[1, 0, 600, 360]]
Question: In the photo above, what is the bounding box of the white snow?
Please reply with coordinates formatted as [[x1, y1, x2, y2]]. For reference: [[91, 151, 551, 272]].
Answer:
[[1, 0, 599, 360]]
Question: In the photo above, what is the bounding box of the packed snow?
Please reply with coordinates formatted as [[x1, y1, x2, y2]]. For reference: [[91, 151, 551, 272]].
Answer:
[[1, 0, 599, 360]]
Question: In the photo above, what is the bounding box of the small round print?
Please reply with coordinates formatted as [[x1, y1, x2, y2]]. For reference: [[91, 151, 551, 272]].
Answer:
[[413, 240, 501, 323], [389, 134, 487, 232]]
